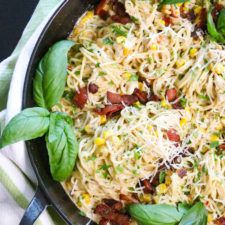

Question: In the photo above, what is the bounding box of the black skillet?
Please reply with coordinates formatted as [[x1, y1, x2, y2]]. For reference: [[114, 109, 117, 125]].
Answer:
[[20, 0, 98, 224]]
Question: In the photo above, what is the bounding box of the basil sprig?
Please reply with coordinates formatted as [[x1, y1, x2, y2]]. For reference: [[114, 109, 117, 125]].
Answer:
[[207, 7, 225, 44], [46, 112, 78, 181], [128, 202, 207, 225], [0, 108, 50, 148], [159, 0, 189, 5], [179, 202, 207, 225], [0, 108, 78, 181], [128, 204, 184, 225], [33, 40, 74, 109]]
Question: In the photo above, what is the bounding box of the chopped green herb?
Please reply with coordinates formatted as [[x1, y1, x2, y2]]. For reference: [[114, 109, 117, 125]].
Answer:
[[134, 151, 141, 160], [103, 37, 114, 45], [159, 171, 166, 184], [96, 63, 100, 68], [129, 74, 139, 81], [100, 164, 112, 171], [199, 94, 210, 101], [115, 165, 124, 173], [193, 159, 199, 170], [180, 98, 187, 108], [210, 141, 220, 149], [112, 25, 128, 37], [78, 211, 86, 216], [75, 70, 80, 75], [63, 90, 74, 101], [99, 71, 106, 76]]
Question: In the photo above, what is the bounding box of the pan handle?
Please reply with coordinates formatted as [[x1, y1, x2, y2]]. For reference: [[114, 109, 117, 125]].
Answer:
[[19, 186, 50, 225]]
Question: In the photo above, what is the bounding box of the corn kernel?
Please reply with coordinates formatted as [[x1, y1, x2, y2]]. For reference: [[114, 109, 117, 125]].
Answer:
[[165, 175, 172, 185], [100, 115, 107, 125], [134, 101, 142, 108], [216, 123, 223, 131], [207, 214, 213, 223], [79, 11, 94, 26], [156, 184, 167, 194], [103, 130, 113, 139], [153, 195, 159, 203], [95, 137, 106, 146], [122, 72, 132, 80], [116, 36, 126, 44], [150, 44, 157, 51], [189, 48, 198, 58], [176, 59, 185, 68], [138, 82, 144, 91], [214, 63, 225, 75], [84, 125, 92, 134], [161, 100, 167, 108], [158, 19, 165, 26], [82, 194, 91, 204], [210, 134, 219, 142], [180, 118, 187, 127], [194, 6, 202, 14], [147, 125, 153, 131], [123, 48, 131, 56], [140, 194, 151, 203]]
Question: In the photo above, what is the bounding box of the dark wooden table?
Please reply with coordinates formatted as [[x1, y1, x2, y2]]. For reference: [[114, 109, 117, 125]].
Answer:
[[0, 0, 38, 61]]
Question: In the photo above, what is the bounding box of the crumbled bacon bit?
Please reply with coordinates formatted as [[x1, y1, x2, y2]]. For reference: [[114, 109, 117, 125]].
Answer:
[[103, 199, 123, 211], [88, 83, 99, 94], [95, 0, 110, 20], [177, 168, 187, 178], [111, 1, 131, 24], [195, 8, 207, 31], [167, 129, 181, 142], [138, 77, 151, 87], [163, 16, 172, 26], [166, 88, 177, 102], [215, 217, 225, 225], [73, 87, 88, 109], [172, 102, 183, 109], [142, 179, 155, 194], [94, 104, 124, 117], [149, 94, 161, 102], [219, 144, 225, 151], [111, 15, 131, 24], [133, 88, 149, 104], [95, 202, 130, 225], [107, 92, 138, 106], [119, 194, 139, 204], [99, 219, 110, 225]]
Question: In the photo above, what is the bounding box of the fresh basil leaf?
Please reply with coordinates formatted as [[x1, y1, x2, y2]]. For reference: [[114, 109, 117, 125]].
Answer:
[[207, 8, 225, 43], [0, 107, 50, 148], [46, 112, 78, 181], [160, 0, 188, 5], [179, 202, 207, 225], [217, 9, 225, 35], [33, 40, 74, 109], [128, 204, 184, 225]]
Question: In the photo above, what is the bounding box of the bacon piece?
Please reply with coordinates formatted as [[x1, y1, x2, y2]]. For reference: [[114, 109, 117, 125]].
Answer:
[[167, 129, 180, 142], [163, 16, 172, 26], [177, 168, 187, 178], [215, 217, 225, 225], [133, 88, 149, 104], [95, 203, 130, 225], [149, 94, 161, 102], [107, 92, 138, 106], [219, 144, 225, 151], [99, 219, 110, 225], [95, 0, 110, 20], [95, 104, 124, 117], [138, 77, 151, 87], [172, 102, 183, 109], [196, 8, 207, 31], [73, 87, 88, 109], [166, 88, 177, 102], [107, 92, 123, 104], [111, 1, 131, 24], [142, 179, 155, 194], [88, 83, 99, 94], [119, 194, 139, 204], [103, 199, 123, 211]]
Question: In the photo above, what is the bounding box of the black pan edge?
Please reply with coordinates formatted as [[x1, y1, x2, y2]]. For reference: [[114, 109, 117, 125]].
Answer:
[[22, 0, 98, 224]]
